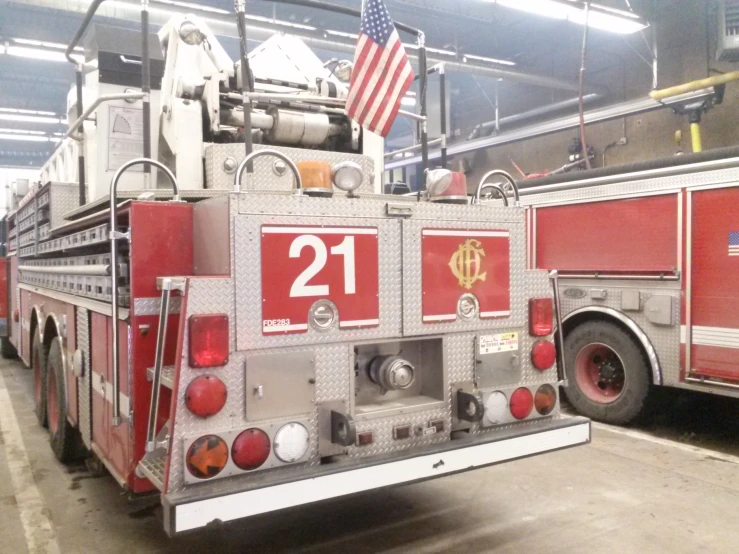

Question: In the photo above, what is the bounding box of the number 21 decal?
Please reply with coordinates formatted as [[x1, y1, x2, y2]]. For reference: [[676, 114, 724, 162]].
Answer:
[[289, 235, 356, 297]]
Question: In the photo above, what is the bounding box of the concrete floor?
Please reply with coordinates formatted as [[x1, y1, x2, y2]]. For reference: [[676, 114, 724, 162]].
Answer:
[[1, 358, 738, 554]]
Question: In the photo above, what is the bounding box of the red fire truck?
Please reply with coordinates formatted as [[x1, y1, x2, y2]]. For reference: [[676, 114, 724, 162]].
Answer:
[[2, 1, 588, 536], [520, 151, 739, 424]]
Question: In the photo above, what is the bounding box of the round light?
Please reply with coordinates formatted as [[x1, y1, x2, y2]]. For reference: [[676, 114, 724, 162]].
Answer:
[[273, 422, 310, 463], [232, 428, 271, 471], [483, 391, 508, 426], [179, 20, 206, 45], [535, 384, 557, 416], [185, 375, 227, 418], [509, 387, 534, 420], [186, 435, 228, 479], [531, 340, 557, 371], [332, 161, 363, 192]]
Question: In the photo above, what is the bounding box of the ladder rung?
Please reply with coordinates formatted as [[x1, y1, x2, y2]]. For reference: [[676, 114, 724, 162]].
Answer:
[[147, 365, 175, 389]]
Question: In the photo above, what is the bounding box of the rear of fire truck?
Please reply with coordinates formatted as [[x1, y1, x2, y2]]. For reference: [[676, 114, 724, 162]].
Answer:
[[7, 2, 589, 536]]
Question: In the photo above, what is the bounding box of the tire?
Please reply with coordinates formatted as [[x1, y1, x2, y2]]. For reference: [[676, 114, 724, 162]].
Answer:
[[32, 329, 48, 427], [1, 337, 17, 359], [46, 338, 78, 464], [563, 320, 650, 424]]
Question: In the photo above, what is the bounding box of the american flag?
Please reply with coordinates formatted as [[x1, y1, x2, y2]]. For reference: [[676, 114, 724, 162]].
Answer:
[[730, 232, 739, 257], [345, 0, 414, 137]]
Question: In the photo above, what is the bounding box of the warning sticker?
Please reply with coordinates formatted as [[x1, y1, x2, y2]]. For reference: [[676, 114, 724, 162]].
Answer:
[[479, 332, 519, 355], [107, 106, 144, 171]]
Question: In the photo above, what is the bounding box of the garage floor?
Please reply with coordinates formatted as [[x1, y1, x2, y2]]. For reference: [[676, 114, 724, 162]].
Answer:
[[1, 358, 738, 554]]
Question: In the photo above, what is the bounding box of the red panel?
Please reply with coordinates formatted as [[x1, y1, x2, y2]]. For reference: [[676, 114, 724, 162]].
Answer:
[[690, 188, 739, 381], [260, 226, 379, 334], [129, 202, 194, 298], [0, 257, 7, 320], [108, 319, 130, 481], [421, 229, 510, 323], [90, 313, 109, 454], [536, 195, 678, 272]]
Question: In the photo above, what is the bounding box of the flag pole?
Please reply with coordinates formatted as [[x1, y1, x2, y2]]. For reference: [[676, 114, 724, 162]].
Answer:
[[417, 31, 429, 192], [235, 0, 254, 172]]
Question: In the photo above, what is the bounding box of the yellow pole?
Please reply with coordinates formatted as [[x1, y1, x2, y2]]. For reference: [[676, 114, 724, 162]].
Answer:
[[690, 122, 703, 153], [650, 71, 739, 101]]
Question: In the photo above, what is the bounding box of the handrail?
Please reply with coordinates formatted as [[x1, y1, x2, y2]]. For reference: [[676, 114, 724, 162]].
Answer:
[[109, 158, 179, 427], [475, 169, 520, 204], [234, 149, 302, 193], [478, 183, 508, 207], [64, 0, 107, 63], [65, 92, 146, 141]]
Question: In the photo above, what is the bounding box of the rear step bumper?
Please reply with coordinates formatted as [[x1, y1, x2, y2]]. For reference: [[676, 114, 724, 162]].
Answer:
[[164, 416, 590, 535]]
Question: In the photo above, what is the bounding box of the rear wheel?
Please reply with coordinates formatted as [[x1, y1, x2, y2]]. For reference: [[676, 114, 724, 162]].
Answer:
[[32, 329, 48, 427], [564, 320, 650, 424], [47, 338, 78, 463]]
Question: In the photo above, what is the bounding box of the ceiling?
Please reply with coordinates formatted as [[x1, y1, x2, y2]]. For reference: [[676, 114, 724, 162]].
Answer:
[[0, 0, 662, 166]]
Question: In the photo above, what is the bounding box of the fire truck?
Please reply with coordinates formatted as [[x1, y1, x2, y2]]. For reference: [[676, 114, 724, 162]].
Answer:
[[2, 1, 589, 535], [520, 150, 739, 424]]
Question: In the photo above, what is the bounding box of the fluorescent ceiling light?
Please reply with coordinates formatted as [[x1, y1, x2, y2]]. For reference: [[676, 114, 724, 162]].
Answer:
[[401, 97, 416, 107], [0, 133, 58, 143], [0, 107, 58, 117], [11, 38, 83, 52], [2, 45, 83, 63], [0, 114, 66, 125], [492, 0, 648, 34]]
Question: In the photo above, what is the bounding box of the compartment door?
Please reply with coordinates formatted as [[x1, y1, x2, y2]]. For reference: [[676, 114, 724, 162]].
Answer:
[[688, 188, 739, 383]]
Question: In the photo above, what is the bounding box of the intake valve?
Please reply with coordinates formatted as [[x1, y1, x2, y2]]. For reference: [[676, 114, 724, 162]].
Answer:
[[368, 355, 416, 391]]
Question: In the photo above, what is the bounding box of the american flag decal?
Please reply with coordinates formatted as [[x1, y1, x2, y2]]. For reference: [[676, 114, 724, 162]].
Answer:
[[730, 232, 739, 257], [345, 0, 414, 137]]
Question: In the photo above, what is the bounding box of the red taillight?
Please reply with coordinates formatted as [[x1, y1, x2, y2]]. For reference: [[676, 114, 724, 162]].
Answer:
[[186, 435, 229, 479], [510, 387, 533, 420], [189, 314, 229, 368], [535, 384, 557, 416], [529, 298, 553, 336], [232, 428, 271, 471], [185, 375, 227, 418], [531, 340, 557, 370]]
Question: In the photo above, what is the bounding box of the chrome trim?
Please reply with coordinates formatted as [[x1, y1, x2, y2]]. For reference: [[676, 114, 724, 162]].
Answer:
[[562, 306, 662, 385], [560, 274, 679, 281], [685, 376, 739, 391], [677, 190, 683, 274], [532, 207, 537, 268], [522, 187, 683, 208], [19, 284, 130, 320], [685, 190, 692, 377]]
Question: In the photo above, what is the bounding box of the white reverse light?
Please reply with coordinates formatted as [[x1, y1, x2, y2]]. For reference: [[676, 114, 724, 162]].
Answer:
[[483, 391, 509, 426], [273, 422, 310, 463], [332, 161, 364, 193]]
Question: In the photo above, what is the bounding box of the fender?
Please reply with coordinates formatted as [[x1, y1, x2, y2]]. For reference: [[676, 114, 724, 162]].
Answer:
[[42, 313, 64, 350], [562, 306, 663, 385], [30, 304, 45, 341]]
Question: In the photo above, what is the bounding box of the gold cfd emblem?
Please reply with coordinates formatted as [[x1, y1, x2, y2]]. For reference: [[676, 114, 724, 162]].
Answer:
[[449, 239, 487, 290]]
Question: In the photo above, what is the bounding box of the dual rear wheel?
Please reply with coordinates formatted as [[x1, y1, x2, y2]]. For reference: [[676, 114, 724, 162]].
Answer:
[[563, 321, 651, 425]]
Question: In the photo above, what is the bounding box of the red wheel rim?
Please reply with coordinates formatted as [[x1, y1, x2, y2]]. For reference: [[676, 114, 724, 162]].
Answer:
[[33, 351, 42, 407], [574, 343, 625, 404], [47, 366, 59, 434]]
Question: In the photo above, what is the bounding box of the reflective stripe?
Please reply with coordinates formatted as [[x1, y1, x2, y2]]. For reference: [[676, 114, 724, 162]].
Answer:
[[680, 325, 739, 349], [90, 371, 130, 418]]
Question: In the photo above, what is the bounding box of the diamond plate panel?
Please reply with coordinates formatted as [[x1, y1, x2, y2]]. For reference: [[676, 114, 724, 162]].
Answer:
[[558, 278, 681, 386], [402, 217, 528, 336], [521, 166, 739, 207], [133, 297, 183, 316], [49, 182, 80, 230], [205, 143, 376, 193], [76, 306, 92, 448], [234, 214, 401, 350]]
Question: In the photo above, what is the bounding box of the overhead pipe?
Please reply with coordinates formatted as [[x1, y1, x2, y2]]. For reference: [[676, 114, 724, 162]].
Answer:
[[468, 93, 602, 139]]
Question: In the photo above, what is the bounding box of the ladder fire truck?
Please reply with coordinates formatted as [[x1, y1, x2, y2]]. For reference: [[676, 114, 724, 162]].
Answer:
[[519, 149, 739, 424], [1, 1, 589, 535]]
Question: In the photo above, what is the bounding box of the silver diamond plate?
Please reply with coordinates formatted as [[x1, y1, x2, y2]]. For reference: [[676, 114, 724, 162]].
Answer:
[[76, 307, 92, 448], [49, 182, 80, 230], [520, 165, 739, 207], [558, 278, 682, 386], [234, 213, 401, 350], [133, 297, 183, 317], [205, 143, 376, 193]]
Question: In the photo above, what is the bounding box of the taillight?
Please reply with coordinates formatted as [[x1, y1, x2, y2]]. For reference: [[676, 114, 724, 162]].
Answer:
[[186, 435, 229, 479], [273, 422, 310, 463], [535, 384, 557, 416], [189, 314, 229, 368], [510, 387, 533, 420], [531, 340, 557, 370], [529, 298, 553, 336], [231, 428, 271, 470], [185, 375, 227, 418]]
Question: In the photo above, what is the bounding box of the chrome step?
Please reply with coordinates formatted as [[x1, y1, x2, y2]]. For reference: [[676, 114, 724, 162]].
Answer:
[[136, 450, 166, 492], [146, 365, 174, 389]]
